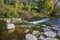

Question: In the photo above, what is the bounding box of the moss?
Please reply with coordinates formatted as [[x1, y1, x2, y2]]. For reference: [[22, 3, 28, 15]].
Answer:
[[30, 26, 44, 32], [0, 26, 28, 40]]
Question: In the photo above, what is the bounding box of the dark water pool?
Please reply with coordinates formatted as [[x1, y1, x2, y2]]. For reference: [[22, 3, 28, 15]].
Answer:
[[53, 18, 60, 26]]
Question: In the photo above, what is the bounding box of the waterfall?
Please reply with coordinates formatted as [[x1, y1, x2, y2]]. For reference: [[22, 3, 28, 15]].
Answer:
[[27, 18, 50, 24]]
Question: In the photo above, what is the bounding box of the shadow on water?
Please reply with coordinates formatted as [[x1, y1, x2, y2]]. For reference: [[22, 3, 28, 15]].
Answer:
[[52, 18, 60, 26]]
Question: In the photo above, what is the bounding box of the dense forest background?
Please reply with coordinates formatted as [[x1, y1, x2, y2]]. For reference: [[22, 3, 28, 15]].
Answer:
[[0, 0, 60, 18]]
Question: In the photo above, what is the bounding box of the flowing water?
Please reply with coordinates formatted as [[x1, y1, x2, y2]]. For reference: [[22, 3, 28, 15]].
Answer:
[[27, 18, 60, 27]]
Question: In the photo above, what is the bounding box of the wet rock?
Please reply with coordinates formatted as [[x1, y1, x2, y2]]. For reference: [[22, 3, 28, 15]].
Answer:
[[38, 34, 47, 39], [53, 27, 60, 30], [44, 31, 57, 37], [41, 25, 46, 27], [32, 30, 40, 37], [5, 19, 11, 23], [51, 25, 56, 27], [25, 34, 37, 40], [42, 27, 50, 31], [25, 29, 30, 33], [42, 38, 58, 40], [32, 30, 39, 35], [6, 24, 15, 33], [6, 24, 15, 29]]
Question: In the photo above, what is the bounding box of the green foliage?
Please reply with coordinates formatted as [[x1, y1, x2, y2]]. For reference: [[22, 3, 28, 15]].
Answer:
[[31, 10, 39, 16], [0, 14, 5, 18], [0, 0, 58, 18], [54, 6, 60, 18], [18, 3, 25, 10], [38, 0, 55, 17], [0, 20, 6, 32], [25, 5, 31, 12], [0, 3, 20, 18], [0, 0, 19, 18], [6, 12, 19, 18], [38, 0, 47, 9]]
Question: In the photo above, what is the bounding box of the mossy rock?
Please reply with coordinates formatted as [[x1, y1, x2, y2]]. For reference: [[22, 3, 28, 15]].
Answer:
[[31, 26, 44, 32]]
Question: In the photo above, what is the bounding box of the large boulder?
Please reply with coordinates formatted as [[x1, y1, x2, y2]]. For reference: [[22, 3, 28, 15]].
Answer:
[[38, 34, 47, 39], [24, 29, 30, 33], [32, 30, 39, 35]]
